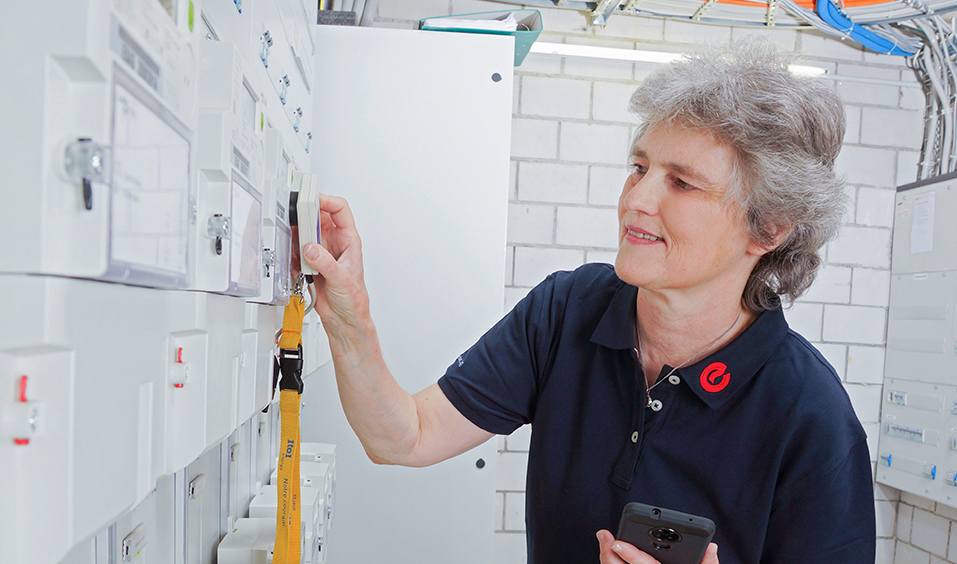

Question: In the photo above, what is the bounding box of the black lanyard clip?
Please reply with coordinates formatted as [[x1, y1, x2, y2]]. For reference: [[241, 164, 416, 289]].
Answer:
[[278, 344, 304, 394]]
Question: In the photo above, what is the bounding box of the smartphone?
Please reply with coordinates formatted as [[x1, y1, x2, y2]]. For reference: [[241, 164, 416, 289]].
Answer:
[[616, 502, 716, 564]]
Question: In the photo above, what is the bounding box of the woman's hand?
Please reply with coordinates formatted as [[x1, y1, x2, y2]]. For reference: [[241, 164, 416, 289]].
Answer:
[[300, 194, 370, 333], [597, 530, 719, 564]]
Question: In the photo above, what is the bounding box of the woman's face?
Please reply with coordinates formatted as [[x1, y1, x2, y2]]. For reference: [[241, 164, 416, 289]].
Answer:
[[615, 122, 767, 299]]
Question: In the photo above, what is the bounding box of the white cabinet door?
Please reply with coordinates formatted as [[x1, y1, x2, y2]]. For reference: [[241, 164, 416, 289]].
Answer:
[[304, 26, 514, 564]]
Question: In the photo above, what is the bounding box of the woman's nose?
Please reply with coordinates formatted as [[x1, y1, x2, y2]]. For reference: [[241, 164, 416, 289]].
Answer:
[[621, 172, 662, 215]]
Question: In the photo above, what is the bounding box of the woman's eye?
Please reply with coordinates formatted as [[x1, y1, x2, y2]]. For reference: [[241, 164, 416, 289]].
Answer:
[[631, 163, 647, 175], [672, 177, 696, 191]]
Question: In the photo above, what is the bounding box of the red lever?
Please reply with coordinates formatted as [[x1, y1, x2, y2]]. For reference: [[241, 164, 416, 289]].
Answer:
[[176, 347, 184, 363], [14, 376, 30, 445]]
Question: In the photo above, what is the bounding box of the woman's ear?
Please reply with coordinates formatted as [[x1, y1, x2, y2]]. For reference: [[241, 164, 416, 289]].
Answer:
[[747, 224, 792, 258]]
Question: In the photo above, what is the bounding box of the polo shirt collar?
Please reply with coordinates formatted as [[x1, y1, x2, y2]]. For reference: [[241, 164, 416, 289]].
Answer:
[[590, 280, 639, 351], [678, 304, 788, 409], [590, 280, 790, 409]]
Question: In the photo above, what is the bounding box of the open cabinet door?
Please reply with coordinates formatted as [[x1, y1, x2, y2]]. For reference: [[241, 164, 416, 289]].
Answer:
[[305, 25, 514, 563]]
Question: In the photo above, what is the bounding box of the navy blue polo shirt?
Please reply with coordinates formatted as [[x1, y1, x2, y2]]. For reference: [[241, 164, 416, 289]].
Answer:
[[438, 264, 875, 564]]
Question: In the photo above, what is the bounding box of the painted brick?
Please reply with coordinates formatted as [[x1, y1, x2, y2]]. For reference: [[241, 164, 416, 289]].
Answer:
[[912, 509, 950, 557], [934, 504, 957, 521], [496, 451, 529, 491], [504, 492, 527, 531], [512, 118, 560, 159], [898, 504, 914, 543], [593, 81, 640, 124], [506, 424, 532, 452], [815, 343, 847, 380], [450, 0, 496, 14], [587, 250, 618, 264], [837, 63, 904, 82], [521, 76, 592, 119], [802, 264, 851, 304], [894, 542, 931, 564], [510, 160, 518, 201], [376, 0, 450, 20], [730, 27, 798, 51], [556, 206, 619, 248], [560, 122, 632, 165], [563, 37, 645, 79], [517, 52, 564, 75], [949, 522, 957, 562], [864, 49, 909, 66], [513, 246, 585, 287], [837, 80, 902, 108], [844, 382, 882, 423], [900, 83, 925, 111], [635, 60, 666, 82], [827, 225, 891, 269], [518, 161, 589, 204], [845, 105, 862, 145], [508, 203, 555, 245], [861, 107, 925, 150], [823, 304, 886, 345], [598, 14, 664, 41], [875, 483, 900, 502], [662, 20, 732, 44], [534, 6, 591, 34], [846, 345, 885, 384], [563, 52, 637, 81], [590, 165, 628, 206], [493, 532, 528, 564], [876, 538, 895, 564], [864, 422, 879, 463], [929, 556, 947, 564], [784, 302, 823, 341], [504, 286, 531, 312], [513, 76, 520, 115], [897, 151, 921, 187], [799, 31, 864, 61], [505, 247, 514, 286], [876, 499, 898, 538], [856, 187, 896, 228], [851, 267, 890, 307], [836, 145, 898, 188], [902, 492, 936, 511]]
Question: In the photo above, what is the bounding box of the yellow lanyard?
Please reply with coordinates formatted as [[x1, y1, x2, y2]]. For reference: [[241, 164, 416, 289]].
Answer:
[[274, 295, 305, 564]]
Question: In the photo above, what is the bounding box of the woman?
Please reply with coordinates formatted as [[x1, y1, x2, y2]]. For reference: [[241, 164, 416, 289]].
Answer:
[[302, 39, 875, 563]]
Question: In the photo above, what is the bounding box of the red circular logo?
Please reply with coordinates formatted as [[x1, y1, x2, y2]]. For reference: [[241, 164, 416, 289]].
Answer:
[[700, 362, 731, 393]]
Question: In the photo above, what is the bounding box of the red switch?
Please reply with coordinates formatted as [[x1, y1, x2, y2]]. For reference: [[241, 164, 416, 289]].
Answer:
[[14, 375, 30, 445]]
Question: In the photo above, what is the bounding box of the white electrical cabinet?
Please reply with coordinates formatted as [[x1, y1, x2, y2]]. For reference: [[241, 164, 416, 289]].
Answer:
[[880, 172, 957, 506], [1, 0, 198, 288], [2, 2, 510, 563], [304, 26, 514, 564], [1, 0, 322, 563]]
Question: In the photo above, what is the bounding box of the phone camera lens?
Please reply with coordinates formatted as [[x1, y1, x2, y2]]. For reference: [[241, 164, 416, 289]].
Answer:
[[652, 542, 672, 551], [649, 527, 682, 543]]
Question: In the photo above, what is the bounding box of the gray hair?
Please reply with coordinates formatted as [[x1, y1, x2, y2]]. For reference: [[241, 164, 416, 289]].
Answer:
[[629, 38, 847, 312]]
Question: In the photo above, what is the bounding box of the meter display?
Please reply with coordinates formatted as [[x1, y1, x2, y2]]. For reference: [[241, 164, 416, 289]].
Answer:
[[228, 176, 262, 296], [108, 67, 191, 287]]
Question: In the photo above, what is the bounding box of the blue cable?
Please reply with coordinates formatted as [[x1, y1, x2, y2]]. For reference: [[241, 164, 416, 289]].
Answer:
[[815, 0, 919, 56]]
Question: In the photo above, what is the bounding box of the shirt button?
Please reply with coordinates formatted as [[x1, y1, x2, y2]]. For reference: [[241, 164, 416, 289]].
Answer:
[[650, 399, 663, 412], [631, 431, 639, 443], [668, 375, 681, 385]]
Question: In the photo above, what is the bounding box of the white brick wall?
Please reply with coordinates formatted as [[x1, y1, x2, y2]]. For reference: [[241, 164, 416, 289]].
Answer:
[[371, 4, 934, 563]]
